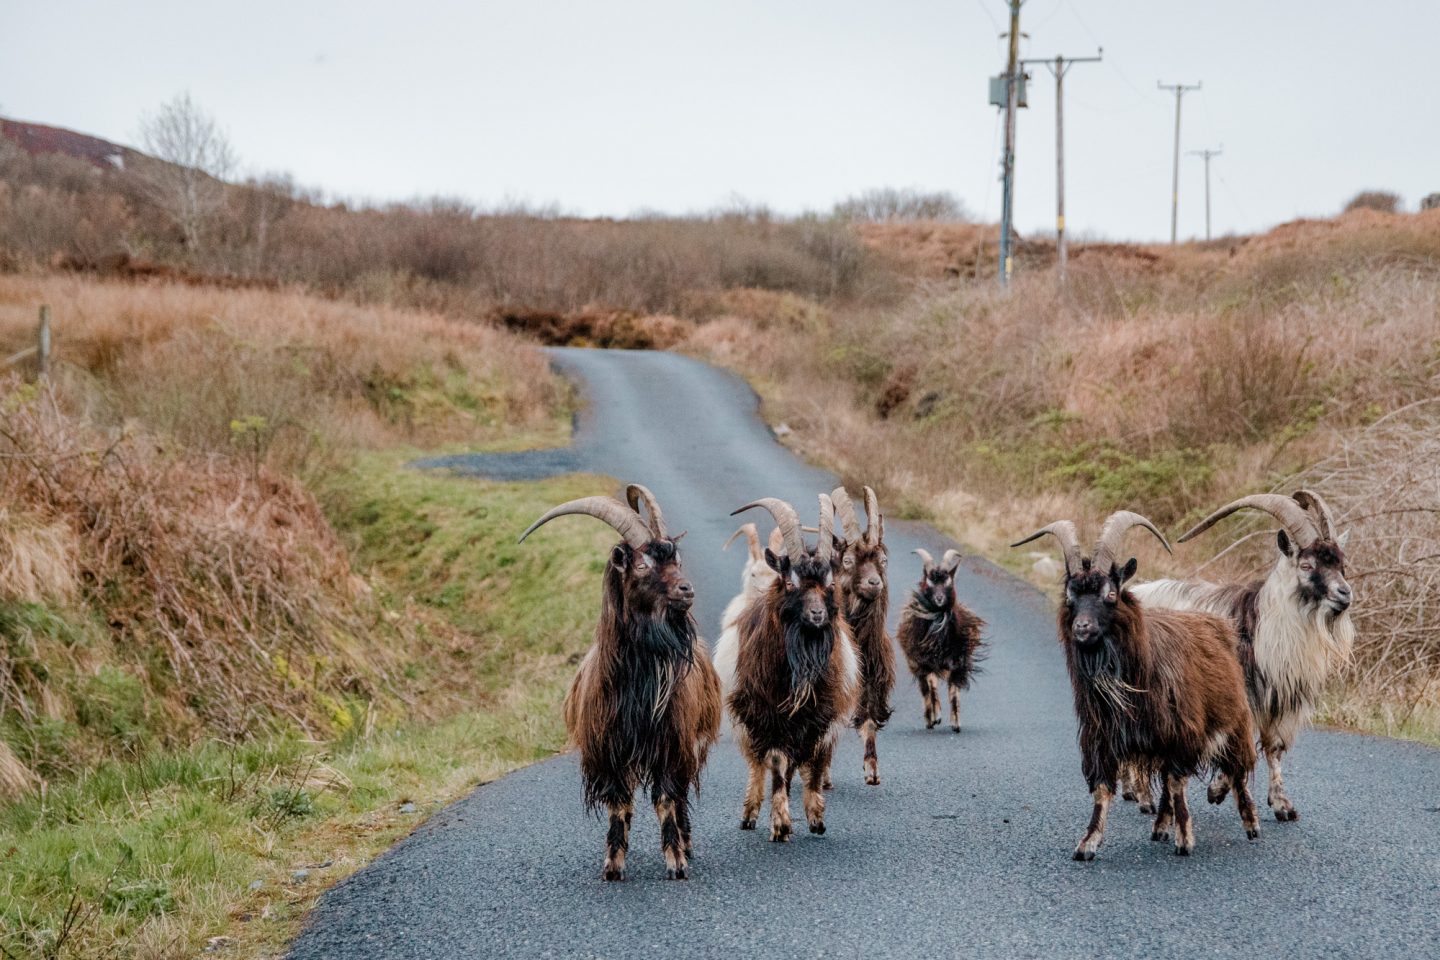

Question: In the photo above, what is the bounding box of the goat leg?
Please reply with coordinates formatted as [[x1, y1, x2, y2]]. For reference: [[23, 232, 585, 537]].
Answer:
[[924, 674, 941, 729], [1207, 770, 1233, 806], [802, 751, 828, 834], [740, 756, 765, 830], [602, 799, 633, 882], [1263, 740, 1299, 822], [1122, 762, 1156, 814], [769, 751, 793, 842], [654, 792, 690, 880], [948, 680, 962, 733], [1168, 774, 1194, 856], [1150, 778, 1175, 842], [859, 719, 880, 785], [1228, 761, 1260, 840], [1073, 783, 1113, 861]]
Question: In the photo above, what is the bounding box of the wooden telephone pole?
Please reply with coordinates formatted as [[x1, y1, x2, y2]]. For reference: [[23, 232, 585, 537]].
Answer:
[[1188, 147, 1222, 241], [1158, 81, 1201, 243], [997, 0, 1024, 286], [1022, 50, 1102, 281]]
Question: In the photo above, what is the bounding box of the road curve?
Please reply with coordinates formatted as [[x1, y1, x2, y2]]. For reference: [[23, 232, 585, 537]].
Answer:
[[292, 348, 1440, 960]]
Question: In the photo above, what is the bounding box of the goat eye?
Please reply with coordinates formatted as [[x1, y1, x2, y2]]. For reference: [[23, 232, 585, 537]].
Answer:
[[843, 556, 854, 568]]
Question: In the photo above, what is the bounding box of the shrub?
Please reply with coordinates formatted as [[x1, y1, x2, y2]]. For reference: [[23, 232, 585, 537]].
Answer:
[[1344, 190, 1401, 214]]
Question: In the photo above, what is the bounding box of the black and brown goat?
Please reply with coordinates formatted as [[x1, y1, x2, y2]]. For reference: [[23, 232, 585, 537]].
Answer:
[[897, 548, 986, 733], [831, 486, 894, 785], [728, 495, 859, 841], [519, 484, 721, 881], [1013, 511, 1260, 860]]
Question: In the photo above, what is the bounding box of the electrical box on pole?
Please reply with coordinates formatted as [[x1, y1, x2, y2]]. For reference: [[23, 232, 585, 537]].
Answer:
[[989, 74, 1028, 109]]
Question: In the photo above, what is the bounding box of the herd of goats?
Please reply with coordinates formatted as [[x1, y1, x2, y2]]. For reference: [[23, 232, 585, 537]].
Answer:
[[517, 483, 1354, 880]]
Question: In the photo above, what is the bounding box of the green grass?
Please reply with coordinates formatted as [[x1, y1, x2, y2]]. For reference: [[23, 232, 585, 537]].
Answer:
[[0, 462, 615, 960]]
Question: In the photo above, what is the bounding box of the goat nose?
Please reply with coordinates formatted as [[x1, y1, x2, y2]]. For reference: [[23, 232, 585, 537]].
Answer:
[[677, 580, 694, 597], [865, 576, 882, 588]]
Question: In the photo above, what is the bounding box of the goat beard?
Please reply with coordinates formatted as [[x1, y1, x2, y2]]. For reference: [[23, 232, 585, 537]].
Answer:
[[1073, 636, 1145, 718], [782, 619, 834, 715]]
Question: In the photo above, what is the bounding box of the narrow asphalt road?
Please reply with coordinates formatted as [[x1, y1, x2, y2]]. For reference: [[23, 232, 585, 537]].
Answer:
[[292, 348, 1440, 960]]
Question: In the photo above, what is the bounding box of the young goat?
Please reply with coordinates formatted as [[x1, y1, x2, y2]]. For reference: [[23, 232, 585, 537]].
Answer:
[[1130, 490, 1354, 821], [728, 495, 859, 841], [713, 523, 785, 691], [1013, 511, 1260, 860], [831, 486, 894, 785], [897, 548, 986, 733], [519, 484, 721, 881]]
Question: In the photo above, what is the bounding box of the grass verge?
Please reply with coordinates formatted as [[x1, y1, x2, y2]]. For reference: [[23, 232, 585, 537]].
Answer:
[[1, 463, 611, 960]]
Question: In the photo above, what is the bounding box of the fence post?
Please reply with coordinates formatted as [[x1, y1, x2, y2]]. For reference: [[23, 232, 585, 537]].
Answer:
[[36, 305, 51, 381]]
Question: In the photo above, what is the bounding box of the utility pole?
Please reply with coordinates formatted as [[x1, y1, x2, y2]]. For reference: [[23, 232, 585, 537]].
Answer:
[[1158, 80, 1201, 244], [1188, 147, 1222, 241], [997, 0, 1024, 286], [1022, 50, 1102, 282]]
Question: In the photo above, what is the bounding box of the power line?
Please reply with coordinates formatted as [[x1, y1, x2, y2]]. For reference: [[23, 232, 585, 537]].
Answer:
[[1158, 80, 1201, 243]]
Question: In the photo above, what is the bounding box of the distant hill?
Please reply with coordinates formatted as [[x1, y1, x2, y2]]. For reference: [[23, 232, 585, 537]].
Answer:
[[0, 117, 135, 170]]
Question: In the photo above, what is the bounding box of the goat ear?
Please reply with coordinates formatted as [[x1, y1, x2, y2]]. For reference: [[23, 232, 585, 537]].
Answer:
[[1118, 557, 1139, 584], [832, 535, 847, 566], [610, 544, 631, 570], [1276, 529, 1296, 558], [763, 547, 788, 577]]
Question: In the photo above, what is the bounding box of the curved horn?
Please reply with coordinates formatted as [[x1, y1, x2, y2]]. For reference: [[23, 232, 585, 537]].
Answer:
[[1093, 510, 1172, 573], [767, 526, 785, 555], [941, 548, 962, 572], [1177, 494, 1318, 548], [624, 483, 668, 539], [830, 486, 862, 541], [816, 494, 837, 565], [863, 486, 883, 545], [519, 496, 650, 548], [733, 498, 804, 562], [1011, 520, 1084, 578], [723, 522, 761, 561], [913, 548, 936, 571], [1292, 490, 1336, 541]]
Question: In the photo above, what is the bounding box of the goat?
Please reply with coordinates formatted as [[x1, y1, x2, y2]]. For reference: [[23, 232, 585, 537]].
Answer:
[[897, 548, 986, 733], [713, 523, 785, 691], [728, 495, 859, 841], [1013, 511, 1260, 860], [831, 486, 894, 785], [519, 483, 721, 881], [1129, 490, 1354, 821]]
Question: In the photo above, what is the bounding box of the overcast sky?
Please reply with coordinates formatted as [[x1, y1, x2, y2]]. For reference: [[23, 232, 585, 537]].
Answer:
[[3, 1, 1435, 241]]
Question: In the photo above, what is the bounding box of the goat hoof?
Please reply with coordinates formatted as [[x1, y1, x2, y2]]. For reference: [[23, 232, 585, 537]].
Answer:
[[1207, 786, 1230, 805], [602, 866, 626, 882], [1246, 828, 1260, 840], [1122, 790, 1138, 802], [1174, 845, 1193, 857], [770, 827, 791, 843], [808, 819, 826, 835], [1273, 807, 1298, 822], [1151, 830, 1171, 842], [864, 774, 880, 786], [951, 725, 961, 733], [740, 818, 756, 830], [822, 779, 834, 791], [1138, 803, 1156, 815], [1072, 848, 1095, 862], [925, 720, 938, 729], [665, 866, 689, 881]]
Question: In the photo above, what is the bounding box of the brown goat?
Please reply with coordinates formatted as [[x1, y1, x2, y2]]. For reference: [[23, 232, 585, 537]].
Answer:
[[831, 486, 894, 785], [897, 548, 986, 733], [520, 484, 721, 881], [728, 495, 859, 841], [1013, 511, 1260, 860]]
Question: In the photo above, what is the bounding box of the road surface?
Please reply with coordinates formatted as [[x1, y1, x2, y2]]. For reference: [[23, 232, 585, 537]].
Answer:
[[292, 348, 1440, 960]]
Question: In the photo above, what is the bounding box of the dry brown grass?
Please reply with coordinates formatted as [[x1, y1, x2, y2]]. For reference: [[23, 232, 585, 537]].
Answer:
[[685, 212, 1440, 724]]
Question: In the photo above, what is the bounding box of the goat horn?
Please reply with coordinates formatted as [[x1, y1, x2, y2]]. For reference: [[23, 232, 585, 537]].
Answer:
[[624, 483, 668, 539], [1177, 494, 1318, 548], [1011, 521, 1084, 579], [1093, 510, 1172, 573], [863, 485, 883, 545], [767, 526, 785, 555], [831, 486, 862, 541], [1292, 490, 1336, 541], [941, 548, 962, 572], [816, 494, 837, 565], [913, 548, 936, 571], [723, 522, 761, 558], [519, 496, 651, 548], [733, 498, 805, 562]]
